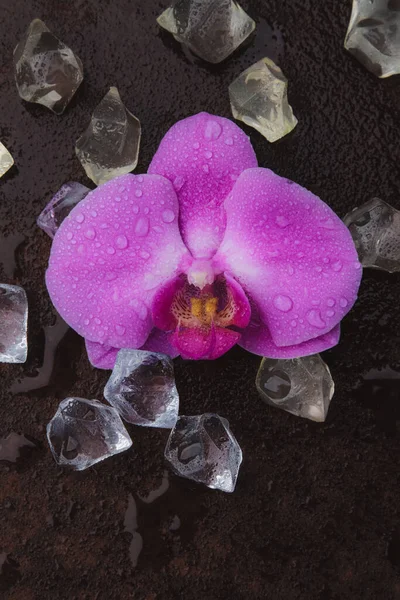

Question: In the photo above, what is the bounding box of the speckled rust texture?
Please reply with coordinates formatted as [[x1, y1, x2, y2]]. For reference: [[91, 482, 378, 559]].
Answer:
[[0, 1, 400, 599]]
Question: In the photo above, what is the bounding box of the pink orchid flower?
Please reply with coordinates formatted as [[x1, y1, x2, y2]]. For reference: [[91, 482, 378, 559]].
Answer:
[[46, 113, 362, 369]]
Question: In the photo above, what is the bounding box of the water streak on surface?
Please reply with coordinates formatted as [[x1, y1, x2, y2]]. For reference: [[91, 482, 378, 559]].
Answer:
[[137, 470, 170, 503], [0, 432, 36, 463], [124, 494, 143, 568], [11, 313, 69, 393]]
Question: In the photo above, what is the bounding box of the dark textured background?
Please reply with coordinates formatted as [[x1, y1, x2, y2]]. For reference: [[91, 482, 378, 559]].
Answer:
[[1, 1, 400, 598]]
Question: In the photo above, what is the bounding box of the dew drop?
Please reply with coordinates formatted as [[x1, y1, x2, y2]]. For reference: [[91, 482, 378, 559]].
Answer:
[[107, 246, 116, 255], [276, 215, 290, 228], [204, 120, 222, 141], [291, 320, 297, 327], [339, 297, 349, 308], [105, 272, 117, 281], [162, 209, 175, 223], [132, 205, 139, 214], [202, 164, 209, 173], [137, 176, 144, 183], [116, 235, 128, 249], [135, 189, 143, 198], [332, 260, 343, 272], [315, 266, 323, 273], [288, 265, 295, 275], [193, 141, 200, 149], [84, 227, 96, 240], [140, 250, 150, 259], [91, 210, 98, 217], [311, 299, 321, 306], [326, 310, 335, 318], [224, 137, 234, 146], [75, 213, 85, 223], [152, 225, 164, 234], [135, 216, 149, 237], [83, 318, 90, 326], [307, 309, 326, 329], [173, 176, 185, 191], [115, 196, 121, 203], [321, 218, 335, 229], [204, 150, 213, 159], [327, 298, 336, 307], [144, 207, 149, 215], [115, 325, 126, 336], [94, 317, 102, 325], [273, 295, 293, 312], [66, 232, 73, 241]]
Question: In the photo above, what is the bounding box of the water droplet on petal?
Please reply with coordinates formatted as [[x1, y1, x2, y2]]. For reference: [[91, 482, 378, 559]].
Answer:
[[137, 176, 144, 183], [66, 232, 73, 240], [91, 210, 98, 217], [173, 176, 185, 191], [135, 189, 143, 198], [327, 298, 336, 307], [162, 209, 175, 224], [288, 265, 295, 275], [115, 325, 126, 336], [204, 120, 222, 141], [135, 216, 149, 237], [291, 320, 297, 327], [83, 318, 90, 326], [202, 164, 209, 173], [326, 310, 335, 318], [273, 295, 293, 312], [321, 218, 335, 229], [340, 297, 349, 308], [107, 246, 115, 255], [132, 205, 139, 214], [276, 215, 290, 228], [193, 141, 200, 149], [140, 250, 150, 259], [75, 213, 85, 223], [204, 150, 213, 159], [116, 235, 128, 249], [332, 260, 343, 272], [307, 309, 326, 329], [105, 272, 117, 281], [84, 227, 96, 240], [224, 137, 234, 146], [152, 225, 163, 234], [94, 317, 101, 325]]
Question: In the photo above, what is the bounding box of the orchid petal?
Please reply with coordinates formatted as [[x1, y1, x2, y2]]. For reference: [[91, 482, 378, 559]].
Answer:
[[239, 323, 340, 358], [215, 168, 362, 348], [46, 174, 189, 349], [173, 325, 240, 360], [148, 112, 257, 259], [141, 328, 180, 358]]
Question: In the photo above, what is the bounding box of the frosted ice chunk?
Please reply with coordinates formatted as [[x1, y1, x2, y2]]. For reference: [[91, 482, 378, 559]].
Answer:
[[157, 0, 255, 64], [46, 397, 132, 470], [75, 87, 141, 186], [165, 413, 242, 492], [13, 19, 83, 114], [0, 284, 28, 364], [256, 355, 334, 422], [344, 197, 400, 272], [229, 57, 298, 142], [104, 349, 179, 428], [344, 0, 400, 78], [0, 142, 14, 178], [37, 181, 90, 238]]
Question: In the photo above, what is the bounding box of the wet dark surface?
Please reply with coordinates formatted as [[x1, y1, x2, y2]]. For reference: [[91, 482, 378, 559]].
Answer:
[[0, 0, 400, 598]]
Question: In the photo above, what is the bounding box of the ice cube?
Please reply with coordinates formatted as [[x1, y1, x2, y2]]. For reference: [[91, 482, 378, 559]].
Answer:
[[0, 284, 28, 364], [13, 19, 83, 114], [344, 0, 400, 78], [229, 57, 298, 142], [37, 181, 90, 238], [157, 0, 255, 64], [104, 349, 179, 429], [344, 197, 400, 272], [0, 142, 14, 178], [256, 354, 334, 422], [46, 397, 132, 470], [75, 87, 141, 186], [165, 413, 242, 492]]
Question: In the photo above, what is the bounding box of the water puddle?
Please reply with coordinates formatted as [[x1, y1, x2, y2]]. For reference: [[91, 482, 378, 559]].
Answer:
[[0, 432, 36, 463], [0, 233, 25, 278], [137, 470, 169, 504], [11, 313, 69, 394], [124, 494, 143, 568]]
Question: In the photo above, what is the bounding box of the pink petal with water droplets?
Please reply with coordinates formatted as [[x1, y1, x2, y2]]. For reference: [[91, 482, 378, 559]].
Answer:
[[148, 112, 257, 259], [85, 339, 118, 369], [141, 328, 180, 358], [172, 325, 240, 360], [240, 323, 340, 358], [215, 168, 362, 348], [46, 174, 189, 349]]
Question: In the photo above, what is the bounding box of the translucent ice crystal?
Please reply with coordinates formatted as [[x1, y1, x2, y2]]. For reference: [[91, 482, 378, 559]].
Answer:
[[157, 0, 255, 64], [344, 0, 400, 78], [256, 355, 334, 422], [0, 142, 14, 178], [13, 18, 83, 114], [229, 57, 298, 142], [104, 349, 179, 428], [46, 397, 132, 471], [165, 413, 242, 492], [0, 284, 28, 364], [37, 181, 90, 238], [344, 197, 400, 272], [75, 87, 141, 186]]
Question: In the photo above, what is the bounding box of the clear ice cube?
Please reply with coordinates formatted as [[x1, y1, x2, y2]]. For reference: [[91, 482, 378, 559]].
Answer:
[[0, 284, 28, 364], [157, 0, 255, 64], [344, 0, 400, 78], [164, 413, 242, 492], [0, 142, 14, 178], [75, 87, 141, 186], [229, 57, 298, 142], [344, 197, 400, 272], [37, 181, 90, 238], [46, 397, 132, 471], [256, 355, 334, 422], [104, 349, 179, 429], [13, 19, 83, 114]]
